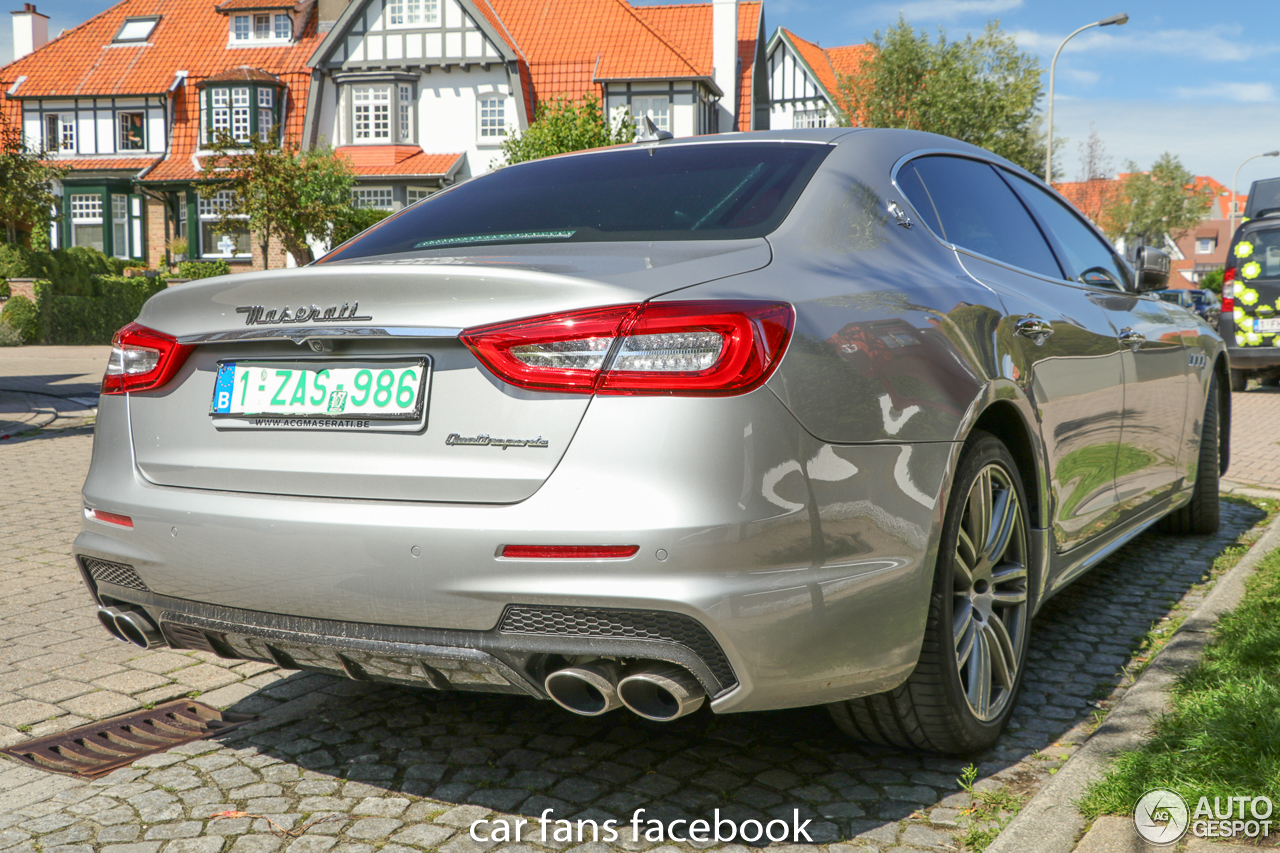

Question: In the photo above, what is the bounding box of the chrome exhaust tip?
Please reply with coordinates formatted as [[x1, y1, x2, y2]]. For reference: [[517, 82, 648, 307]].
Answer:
[[99, 606, 163, 649], [617, 662, 705, 721], [97, 606, 129, 643], [544, 660, 622, 716]]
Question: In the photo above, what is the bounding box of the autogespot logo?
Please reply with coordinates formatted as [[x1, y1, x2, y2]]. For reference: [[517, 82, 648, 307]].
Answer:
[[1134, 789, 1190, 844]]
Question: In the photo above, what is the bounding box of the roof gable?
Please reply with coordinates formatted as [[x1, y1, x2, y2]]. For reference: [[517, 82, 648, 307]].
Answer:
[[309, 0, 516, 69], [768, 28, 872, 116]]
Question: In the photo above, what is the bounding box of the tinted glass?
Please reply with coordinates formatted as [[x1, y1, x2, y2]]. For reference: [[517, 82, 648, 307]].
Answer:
[[901, 155, 1062, 279], [1234, 224, 1280, 281], [895, 163, 943, 235], [322, 143, 830, 261], [1004, 171, 1131, 289]]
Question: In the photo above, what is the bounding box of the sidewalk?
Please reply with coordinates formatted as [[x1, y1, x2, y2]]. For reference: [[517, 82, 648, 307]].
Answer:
[[0, 345, 110, 438]]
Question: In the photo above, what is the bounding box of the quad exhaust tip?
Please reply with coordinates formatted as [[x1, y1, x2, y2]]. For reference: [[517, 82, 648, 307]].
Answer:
[[544, 660, 623, 716], [618, 662, 705, 721], [97, 606, 163, 649]]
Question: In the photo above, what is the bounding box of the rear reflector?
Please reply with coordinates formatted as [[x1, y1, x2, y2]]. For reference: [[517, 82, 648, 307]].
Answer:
[[101, 323, 194, 395], [87, 509, 134, 529], [501, 545, 639, 559], [462, 301, 793, 396]]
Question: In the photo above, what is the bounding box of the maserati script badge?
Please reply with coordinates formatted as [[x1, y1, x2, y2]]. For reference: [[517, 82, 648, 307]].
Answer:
[[446, 433, 549, 450], [236, 302, 373, 325]]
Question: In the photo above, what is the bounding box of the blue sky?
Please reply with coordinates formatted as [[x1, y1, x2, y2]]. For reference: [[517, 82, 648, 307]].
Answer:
[[7, 0, 1280, 189]]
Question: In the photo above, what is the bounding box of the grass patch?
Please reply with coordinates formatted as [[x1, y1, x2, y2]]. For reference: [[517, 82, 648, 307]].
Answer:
[[1079, 542, 1280, 820], [957, 764, 1027, 852]]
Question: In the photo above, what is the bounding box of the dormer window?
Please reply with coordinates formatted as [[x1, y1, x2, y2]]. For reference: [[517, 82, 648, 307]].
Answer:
[[200, 75, 284, 145], [230, 12, 292, 44], [114, 16, 159, 43]]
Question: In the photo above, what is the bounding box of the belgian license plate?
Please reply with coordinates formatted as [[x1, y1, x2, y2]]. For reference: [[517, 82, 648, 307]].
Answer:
[[210, 359, 429, 431], [1256, 318, 1280, 333]]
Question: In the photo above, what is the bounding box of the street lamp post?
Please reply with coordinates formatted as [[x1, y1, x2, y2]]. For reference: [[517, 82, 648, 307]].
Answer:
[[1230, 151, 1280, 235], [1044, 13, 1129, 184]]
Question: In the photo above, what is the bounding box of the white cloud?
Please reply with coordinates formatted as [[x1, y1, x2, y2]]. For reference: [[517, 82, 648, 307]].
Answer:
[[1062, 68, 1100, 86], [1051, 100, 1280, 187], [1013, 25, 1280, 64], [1175, 82, 1276, 103], [868, 0, 1021, 23]]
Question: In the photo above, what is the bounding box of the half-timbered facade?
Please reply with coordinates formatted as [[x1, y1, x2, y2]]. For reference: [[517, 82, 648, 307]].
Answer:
[[765, 27, 870, 130]]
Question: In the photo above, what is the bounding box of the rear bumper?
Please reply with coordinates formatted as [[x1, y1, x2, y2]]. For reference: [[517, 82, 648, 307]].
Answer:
[[77, 392, 956, 714], [1225, 345, 1280, 370]]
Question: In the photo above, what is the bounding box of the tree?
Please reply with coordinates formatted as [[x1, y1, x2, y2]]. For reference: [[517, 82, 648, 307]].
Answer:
[[0, 111, 66, 244], [1097, 153, 1213, 248], [199, 131, 356, 267], [1076, 124, 1114, 182], [835, 17, 1048, 177], [500, 93, 634, 165]]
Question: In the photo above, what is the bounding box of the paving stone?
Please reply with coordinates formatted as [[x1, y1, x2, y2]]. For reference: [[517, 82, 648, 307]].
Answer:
[[388, 824, 456, 848], [0, 698, 63, 727], [58, 690, 138, 719], [344, 818, 403, 839], [162, 840, 227, 853], [144, 823, 204, 840]]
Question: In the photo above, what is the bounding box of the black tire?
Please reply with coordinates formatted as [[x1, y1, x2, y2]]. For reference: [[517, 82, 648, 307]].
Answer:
[[1230, 368, 1248, 392], [828, 430, 1031, 755], [1157, 375, 1221, 535]]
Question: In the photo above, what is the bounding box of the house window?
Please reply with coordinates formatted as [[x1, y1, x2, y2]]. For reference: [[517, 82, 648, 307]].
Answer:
[[399, 84, 413, 142], [1196, 237, 1216, 254], [352, 188, 394, 210], [258, 88, 274, 142], [388, 0, 438, 26], [118, 112, 145, 150], [230, 12, 291, 43], [69, 194, 104, 252], [112, 195, 129, 259], [177, 200, 187, 242], [114, 16, 159, 43], [198, 191, 251, 258], [478, 96, 506, 138], [793, 109, 827, 129], [632, 96, 669, 132], [44, 114, 74, 152], [407, 187, 433, 204], [353, 87, 391, 141], [205, 85, 280, 145]]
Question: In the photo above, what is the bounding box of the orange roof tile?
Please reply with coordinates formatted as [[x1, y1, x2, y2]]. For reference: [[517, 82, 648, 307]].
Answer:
[[49, 157, 160, 173], [778, 29, 872, 119], [336, 147, 464, 177], [1053, 179, 1123, 223], [215, 0, 307, 10]]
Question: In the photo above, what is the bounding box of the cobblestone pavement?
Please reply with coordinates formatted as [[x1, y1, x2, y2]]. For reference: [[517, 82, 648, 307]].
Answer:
[[0, 422, 1270, 853], [1227, 385, 1280, 490]]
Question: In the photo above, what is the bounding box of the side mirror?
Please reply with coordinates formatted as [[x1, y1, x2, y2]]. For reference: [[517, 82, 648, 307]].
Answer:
[[1134, 246, 1170, 293]]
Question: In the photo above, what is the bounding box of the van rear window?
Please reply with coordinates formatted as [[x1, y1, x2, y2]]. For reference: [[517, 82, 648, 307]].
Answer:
[[320, 142, 830, 262]]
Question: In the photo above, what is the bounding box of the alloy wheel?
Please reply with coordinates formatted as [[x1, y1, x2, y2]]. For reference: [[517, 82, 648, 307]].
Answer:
[[952, 463, 1029, 722]]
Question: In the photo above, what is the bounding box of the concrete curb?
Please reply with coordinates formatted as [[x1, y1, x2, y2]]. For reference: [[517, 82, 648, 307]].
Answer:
[[985, 509, 1280, 853]]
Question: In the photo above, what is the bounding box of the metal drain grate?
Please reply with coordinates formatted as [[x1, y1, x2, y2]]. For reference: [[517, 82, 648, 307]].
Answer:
[[0, 700, 257, 778]]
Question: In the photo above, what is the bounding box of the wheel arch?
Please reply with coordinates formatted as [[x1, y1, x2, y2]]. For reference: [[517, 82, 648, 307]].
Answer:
[[970, 399, 1045, 532]]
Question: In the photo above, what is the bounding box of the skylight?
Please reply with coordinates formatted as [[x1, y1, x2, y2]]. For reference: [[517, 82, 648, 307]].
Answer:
[[114, 16, 159, 43]]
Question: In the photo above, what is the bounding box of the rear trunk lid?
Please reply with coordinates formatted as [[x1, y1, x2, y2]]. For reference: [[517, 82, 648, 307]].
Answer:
[[127, 242, 769, 503]]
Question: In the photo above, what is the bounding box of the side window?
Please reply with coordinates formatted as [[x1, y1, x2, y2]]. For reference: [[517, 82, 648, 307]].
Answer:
[[1003, 171, 1131, 290], [899, 155, 1063, 280]]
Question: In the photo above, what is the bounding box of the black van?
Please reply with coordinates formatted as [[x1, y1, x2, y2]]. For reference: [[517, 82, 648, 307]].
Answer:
[[1222, 177, 1280, 390]]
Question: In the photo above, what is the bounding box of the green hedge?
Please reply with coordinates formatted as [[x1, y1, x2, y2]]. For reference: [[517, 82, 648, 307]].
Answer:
[[0, 294, 38, 343], [33, 275, 168, 345], [177, 260, 232, 280], [0, 244, 129, 296]]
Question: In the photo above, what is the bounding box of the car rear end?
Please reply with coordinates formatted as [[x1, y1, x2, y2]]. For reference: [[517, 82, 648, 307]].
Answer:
[[74, 134, 941, 719], [1222, 218, 1280, 387]]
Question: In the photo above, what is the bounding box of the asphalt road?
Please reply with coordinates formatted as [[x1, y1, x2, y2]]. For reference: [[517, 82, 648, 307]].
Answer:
[[0, 345, 1276, 853]]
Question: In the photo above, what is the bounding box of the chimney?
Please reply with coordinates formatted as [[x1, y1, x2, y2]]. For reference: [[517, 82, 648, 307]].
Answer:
[[11, 3, 48, 60], [711, 0, 738, 133], [317, 0, 352, 31]]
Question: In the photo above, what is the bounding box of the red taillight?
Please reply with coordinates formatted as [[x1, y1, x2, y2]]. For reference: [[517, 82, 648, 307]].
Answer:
[[1222, 292, 1234, 313], [1221, 268, 1235, 314], [500, 545, 639, 559], [1224, 267, 1236, 284], [101, 323, 195, 395], [87, 508, 133, 528], [461, 301, 794, 396]]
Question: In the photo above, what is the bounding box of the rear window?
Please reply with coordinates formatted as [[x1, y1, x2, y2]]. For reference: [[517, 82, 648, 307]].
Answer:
[[1233, 225, 1280, 281], [320, 142, 830, 262]]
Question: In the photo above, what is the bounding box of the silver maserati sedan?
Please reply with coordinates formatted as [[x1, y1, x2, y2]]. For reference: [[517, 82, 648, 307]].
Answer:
[[75, 128, 1228, 754]]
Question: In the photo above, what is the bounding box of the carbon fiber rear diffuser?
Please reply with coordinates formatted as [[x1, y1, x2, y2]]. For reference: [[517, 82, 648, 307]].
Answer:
[[0, 700, 257, 778]]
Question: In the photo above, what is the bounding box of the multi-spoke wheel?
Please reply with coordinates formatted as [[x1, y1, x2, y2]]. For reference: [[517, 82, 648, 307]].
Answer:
[[829, 430, 1033, 754]]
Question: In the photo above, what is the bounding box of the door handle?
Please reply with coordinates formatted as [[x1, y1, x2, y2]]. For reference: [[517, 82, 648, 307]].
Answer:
[[1015, 316, 1054, 345], [1119, 327, 1145, 350]]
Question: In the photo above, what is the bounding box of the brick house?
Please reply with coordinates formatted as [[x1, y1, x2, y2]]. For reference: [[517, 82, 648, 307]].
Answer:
[[0, 0, 767, 271]]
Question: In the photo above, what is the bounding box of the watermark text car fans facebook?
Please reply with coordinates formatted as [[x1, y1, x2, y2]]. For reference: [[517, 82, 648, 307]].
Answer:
[[1133, 789, 1274, 844]]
